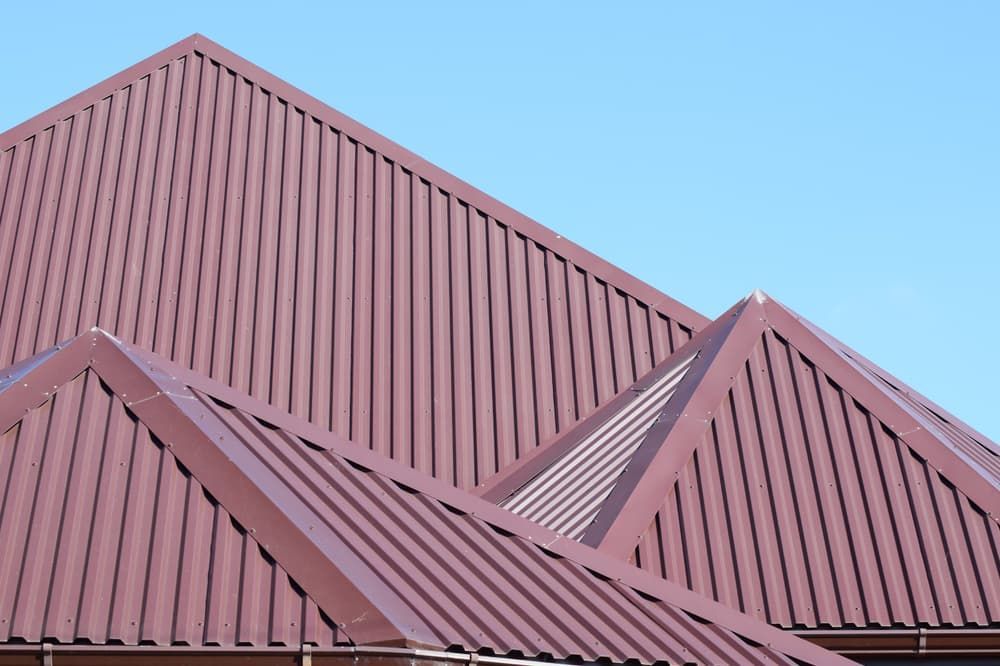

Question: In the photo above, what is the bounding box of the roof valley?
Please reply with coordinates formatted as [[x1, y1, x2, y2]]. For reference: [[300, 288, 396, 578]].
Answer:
[[0, 329, 852, 664], [483, 291, 1000, 641]]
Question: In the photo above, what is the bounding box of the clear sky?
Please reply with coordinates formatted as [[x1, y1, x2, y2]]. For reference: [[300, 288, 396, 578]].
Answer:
[[1, 2, 997, 440]]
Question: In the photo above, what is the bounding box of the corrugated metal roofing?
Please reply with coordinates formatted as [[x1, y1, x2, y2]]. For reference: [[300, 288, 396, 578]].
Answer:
[[481, 291, 1000, 640], [499, 354, 695, 538], [0, 371, 341, 647], [0, 33, 707, 491], [848, 354, 1000, 489], [791, 307, 1000, 491], [0, 330, 851, 665], [636, 326, 1000, 631]]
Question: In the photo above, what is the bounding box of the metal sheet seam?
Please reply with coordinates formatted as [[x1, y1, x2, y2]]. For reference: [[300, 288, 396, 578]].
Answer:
[[0, 329, 856, 665]]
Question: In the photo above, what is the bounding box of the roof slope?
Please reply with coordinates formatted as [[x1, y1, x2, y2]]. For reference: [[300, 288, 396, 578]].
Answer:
[[0, 33, 706, 490], [480, 291, 1000, 640], [498, 352, 697, 539], [0, 370, 341, 647], [0, 330, 850, 665]]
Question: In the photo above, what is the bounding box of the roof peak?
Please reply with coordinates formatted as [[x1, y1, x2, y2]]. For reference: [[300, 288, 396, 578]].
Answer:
[[0, 333, 850, 664], [87, 325, 119, 340], [0, 33, 706, 333], [484, 287, 999, 562]]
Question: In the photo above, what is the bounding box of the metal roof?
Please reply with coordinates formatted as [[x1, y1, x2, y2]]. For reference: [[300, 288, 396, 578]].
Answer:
[[0, 34, 706, 491], [479, 291, 1000, 651], [498, 353, 696, 539], [0, 370, 341, 647], [0, 330, 851, 665]]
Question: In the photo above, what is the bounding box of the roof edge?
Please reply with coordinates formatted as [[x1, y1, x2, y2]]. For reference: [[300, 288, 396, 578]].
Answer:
[[187, 34, 709, 331], [0, 330, 413, 647], [0, 33, 708, 333], [0, 33, 202, 152], [581, 295, 767, 557], [79, 332, 850, 665], [794, 306, 998, 455], [794, 627, 1000, 657], [474, 334, 705, 503], [760, 298, 1000, 519], [475, 295, 752, 504]]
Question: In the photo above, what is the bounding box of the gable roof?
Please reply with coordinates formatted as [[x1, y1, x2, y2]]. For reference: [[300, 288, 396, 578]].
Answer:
[[0, 369, 342, 648], [0, 329, 850, 665], [0, 34, 707, 491], [479, 291, 1000, 647], [496, 351, 699, 540]]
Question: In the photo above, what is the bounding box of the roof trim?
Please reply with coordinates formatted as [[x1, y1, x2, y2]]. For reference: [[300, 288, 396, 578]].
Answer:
[[0, 334, 92, 434], [0, 35, 199, 152], [793, 628, 1000, 657], [555, 290, 1000, 560], [796, 312, 999, 457], [762, 300, 1000, 518], [581, 295, 766, 557], [0, 33, 707, 333], [474, 297, 747, 505], [0, 329, 409, 646], [0, 330, 853, 666]]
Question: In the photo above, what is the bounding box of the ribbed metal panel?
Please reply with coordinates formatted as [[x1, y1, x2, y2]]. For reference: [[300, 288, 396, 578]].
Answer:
[[501, 354, 695, 538], [858, 364, 1000, 487], [189, 388, 797, 665], [633, 328, 1000, 630], [0, 334, 845, 664], [0, 43, 700, 490], [0, 371, 341, 647]]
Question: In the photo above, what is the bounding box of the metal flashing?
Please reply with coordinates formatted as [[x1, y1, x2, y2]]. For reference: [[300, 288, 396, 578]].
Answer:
[[0, 331, 852, 665], [479, 292, 1000, 643], [0, 34, 706, 490]]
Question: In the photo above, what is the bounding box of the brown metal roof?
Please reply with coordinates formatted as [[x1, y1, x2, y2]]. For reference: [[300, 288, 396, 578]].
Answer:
[[0, 369, 341, 647], [479, 291, 1000, 650], [0, 330, 851, 665], [497, 352, 697, 539], [0, 33, 706, 491]]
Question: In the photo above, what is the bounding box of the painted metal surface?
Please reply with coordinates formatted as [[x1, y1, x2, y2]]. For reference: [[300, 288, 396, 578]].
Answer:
[[483, 292, 1000, 641], [0, 330, 852, 666], [0, 34, 705, 491], [499, 353, 695, 538], [852, 357, 1000, 488], [0, 371, 341, 647], [635, 324, 1000, 630]]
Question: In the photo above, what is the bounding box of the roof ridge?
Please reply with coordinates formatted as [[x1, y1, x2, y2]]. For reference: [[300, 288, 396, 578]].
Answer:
[[0, 329, 413, 646], [0, 34, 707, 332], [475, 296, 753, 504], [759, 297, 1000, 517], [580, 294, 768, 555], [792, 304, 999, 455], [0, 330, 854, 665], [484, 291, 1000, 562], [126, 337, 833, 658]]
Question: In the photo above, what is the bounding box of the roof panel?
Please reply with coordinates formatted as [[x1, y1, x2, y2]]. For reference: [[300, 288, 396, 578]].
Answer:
[[638, 327, 1000, 630], [0, 35, 706, 490], [0, 371, 341, 647], [500, 353, 697, 538], [482, 291, 1000, 648], [855, 359, 1000, 488], [0, 330, 850, 665]]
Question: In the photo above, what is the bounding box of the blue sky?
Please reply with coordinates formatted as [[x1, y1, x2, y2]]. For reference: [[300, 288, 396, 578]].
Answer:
[[1, 2, 997, 440]]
